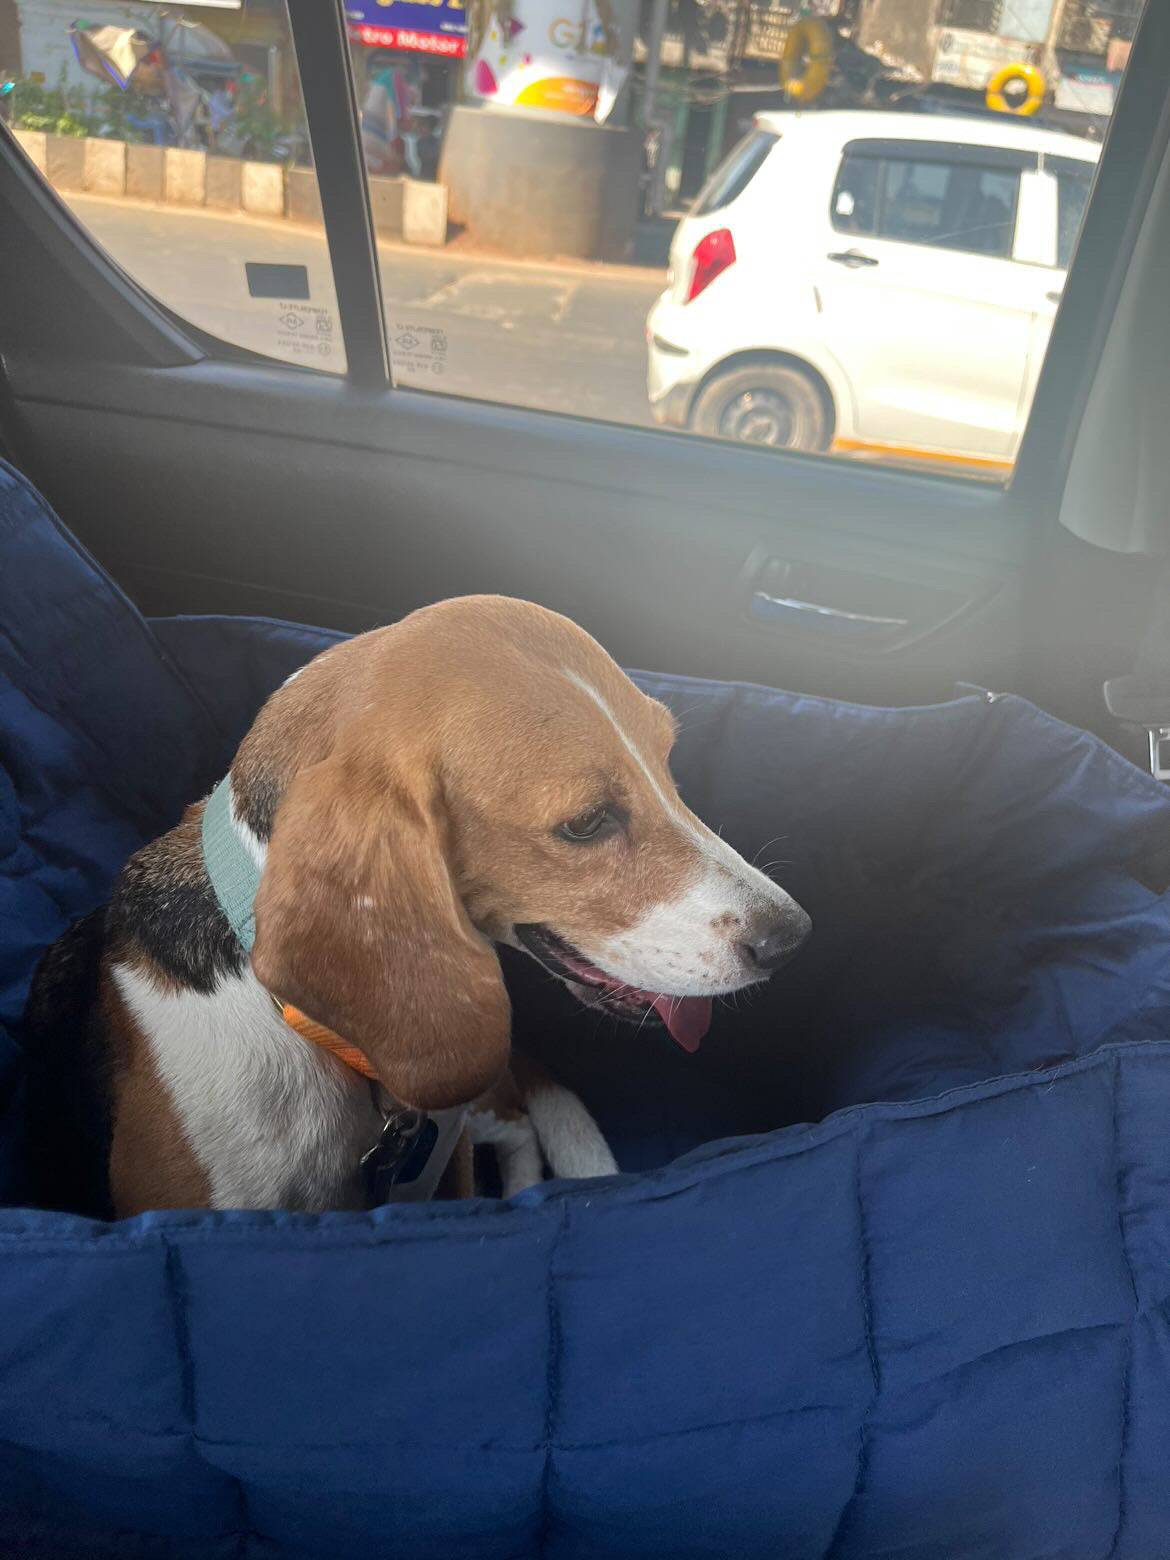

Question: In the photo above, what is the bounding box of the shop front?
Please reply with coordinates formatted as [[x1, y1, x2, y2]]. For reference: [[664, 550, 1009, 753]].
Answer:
[[347, 0, 466, 178]]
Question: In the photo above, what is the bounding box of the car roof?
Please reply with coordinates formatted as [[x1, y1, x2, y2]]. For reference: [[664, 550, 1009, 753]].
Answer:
[[752, 109, 1101, 163]]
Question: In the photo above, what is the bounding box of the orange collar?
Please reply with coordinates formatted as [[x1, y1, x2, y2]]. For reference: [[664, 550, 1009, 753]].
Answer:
[[275, 999, 467, 1208], [278, 1002, 380, 1083]]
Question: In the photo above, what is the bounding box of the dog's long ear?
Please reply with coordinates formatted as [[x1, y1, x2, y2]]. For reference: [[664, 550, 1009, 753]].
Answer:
[[250, 759, 510, 1110]]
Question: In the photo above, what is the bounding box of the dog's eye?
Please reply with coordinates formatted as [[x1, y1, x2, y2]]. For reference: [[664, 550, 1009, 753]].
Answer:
[[557, 805, 611, 843]]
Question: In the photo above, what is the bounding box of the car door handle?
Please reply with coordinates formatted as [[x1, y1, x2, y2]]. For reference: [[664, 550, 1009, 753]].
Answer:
[[751, 590, 909, 643], [1046, 289, 1063, 303], [827, 250, 879, 268]]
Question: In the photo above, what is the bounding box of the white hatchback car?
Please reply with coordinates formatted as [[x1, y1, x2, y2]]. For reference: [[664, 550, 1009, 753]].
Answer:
[[646, 110, 1099, 469]]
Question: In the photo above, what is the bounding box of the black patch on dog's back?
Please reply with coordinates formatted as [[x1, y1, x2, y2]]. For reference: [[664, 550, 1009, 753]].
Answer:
[[105, 810, 246, 995]]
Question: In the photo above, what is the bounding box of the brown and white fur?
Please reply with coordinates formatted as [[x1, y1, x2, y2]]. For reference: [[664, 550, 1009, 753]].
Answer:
[[74, 596, 809, 1216]]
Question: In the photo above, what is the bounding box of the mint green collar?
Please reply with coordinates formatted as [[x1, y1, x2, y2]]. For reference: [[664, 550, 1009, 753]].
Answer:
[[202, 774, 261, 953]]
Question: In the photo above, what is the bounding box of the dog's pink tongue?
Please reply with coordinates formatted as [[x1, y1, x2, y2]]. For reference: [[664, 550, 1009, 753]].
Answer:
[[650, 993, 712, 1053]]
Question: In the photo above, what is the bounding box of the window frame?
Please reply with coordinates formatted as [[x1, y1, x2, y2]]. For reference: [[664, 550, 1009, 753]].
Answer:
[[939, 0, 1003, 29], [286, 0, 389, 391], [1, 0, 1166, 529]]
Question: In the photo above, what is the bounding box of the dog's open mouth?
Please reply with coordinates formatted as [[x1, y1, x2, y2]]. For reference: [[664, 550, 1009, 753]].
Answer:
[[515, 925, 712, 1053]]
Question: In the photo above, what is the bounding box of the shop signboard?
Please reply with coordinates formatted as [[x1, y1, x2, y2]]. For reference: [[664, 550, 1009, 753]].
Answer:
[[347, 0, 468, 58], [933, 27, 1029, 89], [464, 0, 631, 119], [1054, 65, 1118, 115]]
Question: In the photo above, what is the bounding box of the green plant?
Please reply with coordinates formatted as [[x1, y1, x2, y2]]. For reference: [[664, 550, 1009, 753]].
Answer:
[[10, 76, 91, 136], [89, 81, 154, 142], [224, 70, 283, 159]]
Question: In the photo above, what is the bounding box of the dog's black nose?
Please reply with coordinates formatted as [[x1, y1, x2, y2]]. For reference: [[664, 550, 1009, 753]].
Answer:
[[738, 908, 811, 973]]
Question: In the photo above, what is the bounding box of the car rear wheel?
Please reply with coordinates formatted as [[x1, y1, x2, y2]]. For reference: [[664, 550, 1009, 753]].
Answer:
[[691, 364, 828, 451]]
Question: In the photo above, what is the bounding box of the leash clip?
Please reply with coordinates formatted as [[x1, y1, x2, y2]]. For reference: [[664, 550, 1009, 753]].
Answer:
[[365, 1104, 427, 1166], [361, 1105, 425, 1172], [361, 1105, 437, 1206]]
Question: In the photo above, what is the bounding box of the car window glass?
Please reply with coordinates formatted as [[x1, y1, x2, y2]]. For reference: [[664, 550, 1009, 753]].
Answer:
[[879, 157, 1018, 256], [2, 2, 345, 373], [3, 0, 1143, 479], [1054, 165, 1094, 268], [831, 153, 880, 235], [345, 0, 1136, 479], [692, 129, 778, 217]]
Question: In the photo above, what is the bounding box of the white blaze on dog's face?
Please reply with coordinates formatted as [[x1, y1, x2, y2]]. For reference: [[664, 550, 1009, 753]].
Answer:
[[247, 597, 811, 1109]]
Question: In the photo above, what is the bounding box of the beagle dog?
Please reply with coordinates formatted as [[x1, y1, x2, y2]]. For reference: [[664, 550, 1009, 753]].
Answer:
[[36, 596, 810, 1217]]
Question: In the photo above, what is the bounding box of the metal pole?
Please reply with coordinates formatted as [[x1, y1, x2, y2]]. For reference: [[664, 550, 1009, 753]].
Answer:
[[643, 0, 668, 115], [1041, 0, 1072, 85], [642, 0, 673, 215]]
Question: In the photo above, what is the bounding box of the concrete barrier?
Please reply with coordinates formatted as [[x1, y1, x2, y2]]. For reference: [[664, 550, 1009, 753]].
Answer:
[[367, 175, 404, 237], [83, 137, 126, 196], [206, 155, 243, 211], [46, 134, 85, 193], [440, 104, 640, 261], [126, 143, 165, 201], [285, 166, 323, 226], [164, 147, 206, 206], [242, 160, 283, 217], [287, 168, 442, 245], [12, 129, 47, 175], [402, 178, 448, 247], [17, 131, 450, 248]]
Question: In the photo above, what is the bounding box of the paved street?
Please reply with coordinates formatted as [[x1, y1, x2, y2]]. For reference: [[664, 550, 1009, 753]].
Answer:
[[69, 196, 666, 428]]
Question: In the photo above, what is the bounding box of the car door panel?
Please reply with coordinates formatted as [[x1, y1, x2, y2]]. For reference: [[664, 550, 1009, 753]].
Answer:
[[2, 0, 1168, 740], [819, 234, 1035, 459], [5, 351, 1021, 706], [1022, 283, 1065, 424], [820, 141, 1036, 458], [817, 242, 1033, 458]]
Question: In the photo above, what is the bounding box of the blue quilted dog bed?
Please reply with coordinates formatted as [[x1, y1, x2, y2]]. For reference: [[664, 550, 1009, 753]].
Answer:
[[3, 454, 1170, 1559]]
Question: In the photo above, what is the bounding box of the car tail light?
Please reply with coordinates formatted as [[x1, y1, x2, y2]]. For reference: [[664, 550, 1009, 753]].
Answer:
[[685, 228, 736, 303]]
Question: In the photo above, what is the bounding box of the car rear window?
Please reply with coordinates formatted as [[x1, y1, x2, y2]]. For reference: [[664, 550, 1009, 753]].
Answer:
[[691, 129, 778, 217]]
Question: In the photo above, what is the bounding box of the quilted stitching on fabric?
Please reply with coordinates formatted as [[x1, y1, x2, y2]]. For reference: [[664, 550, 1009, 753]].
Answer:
[[1, 461, 1170, 1556]]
